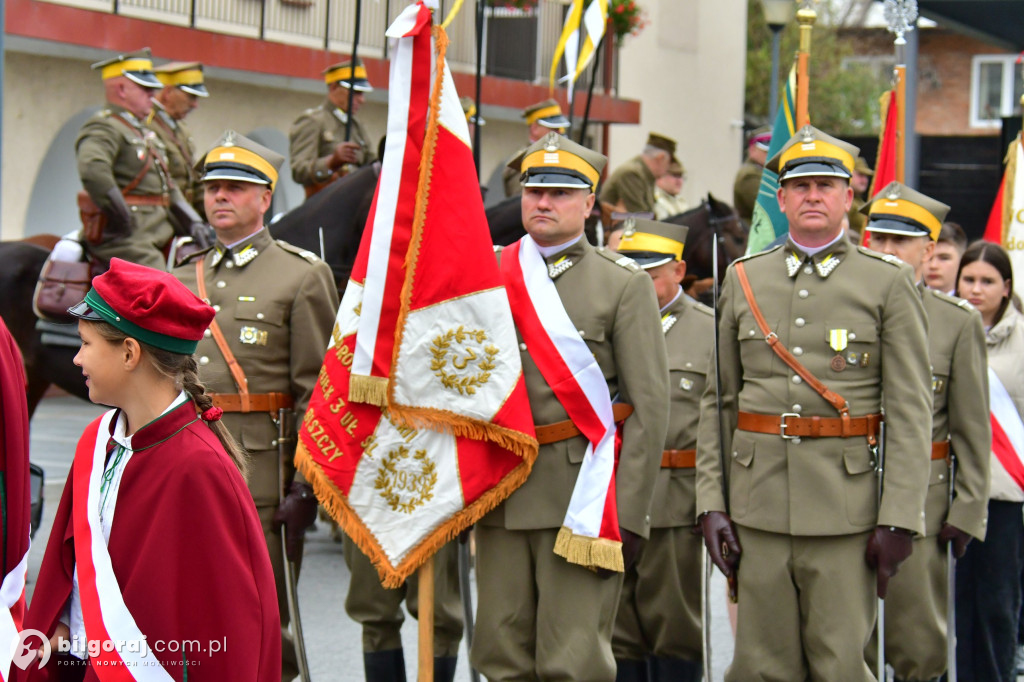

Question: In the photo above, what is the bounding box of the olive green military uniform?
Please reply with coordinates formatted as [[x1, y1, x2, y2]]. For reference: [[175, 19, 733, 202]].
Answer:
[[731, 159, 763, 227], [848, 195, 867, 236], [149, 102, 203, 213], [695, 238, 933, 681], [613, 292, 713, 673], [289, 100, 375, 188], [502, 146, 527, 198], [471, 238, 670, 682], [76, 105, 177, 270], [175, 227, 338, 679], [869, 285, 990, 681], [601, 156, 657, 214]]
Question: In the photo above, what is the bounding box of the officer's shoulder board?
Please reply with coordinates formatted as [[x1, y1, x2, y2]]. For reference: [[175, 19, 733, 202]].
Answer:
[[275, 239, 322, 265], [734, 242, 783, 264], [596, 246, 640, 272], [856, 246, 903, 267], [928, 288, 975, 312], [175, 245, 215, 267], [692, 300, 714, 317]]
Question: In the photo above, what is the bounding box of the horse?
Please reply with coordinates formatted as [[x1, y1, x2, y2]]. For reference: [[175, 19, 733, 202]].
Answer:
[[664, 193, 748, 303]]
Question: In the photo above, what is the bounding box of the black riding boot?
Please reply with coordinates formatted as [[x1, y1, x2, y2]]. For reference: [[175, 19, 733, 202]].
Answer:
[[649, 656, 702, 682], [434, 656, 458, 682], [363, 648, 407, 682], [614, 657, 650, 682]]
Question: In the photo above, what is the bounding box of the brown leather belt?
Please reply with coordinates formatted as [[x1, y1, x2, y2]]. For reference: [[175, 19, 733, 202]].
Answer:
[[124, 194, 170, 207], [534, 403, 634, 445], [661, 449, 696, 468], [932, 441, 950, 461], [209, 392, 294, 414], [737, 411, 883, 439]]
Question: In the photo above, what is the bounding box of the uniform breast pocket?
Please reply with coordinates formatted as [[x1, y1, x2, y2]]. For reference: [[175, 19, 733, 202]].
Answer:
[[575, 318, 609, 368], [736, 316, 777, 378], [930, 353, 952, 415], [233, 300, 287, 352], [824, 319, 878, 377]]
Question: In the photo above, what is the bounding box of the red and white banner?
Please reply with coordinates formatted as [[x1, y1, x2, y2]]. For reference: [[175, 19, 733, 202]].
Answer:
[[295, 0, 537, 587], [72, 412, 172, 681], [501, 237, 623, 571], [989, 367, 1024, 492]]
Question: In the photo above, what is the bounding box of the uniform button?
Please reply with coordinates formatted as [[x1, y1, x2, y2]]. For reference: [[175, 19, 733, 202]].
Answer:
[[798, 289, 809, 299], [199, 356, 210, 366], [792, 375, 802, 384], [849, 332, 857, 341], [791, 437, 801, 444], [938, 474, 945, 481], [256, 313, 265, 320], [213, 305, 221, 312], [795, 317, 806, 327], [748, 329, 756, 337], [578, 329, 585, 337], [203, 329, 211, 338], [803, 266, 813, 275], [685, 362, 693, 368], [519, 343, 527, 351], [216, 281, 227, 289], [732, 451, 738, 458], [793, 346, 803, 356], [272, 439, 279, 446], [792, 404, 802, 413], [225, 261, 234, 269]]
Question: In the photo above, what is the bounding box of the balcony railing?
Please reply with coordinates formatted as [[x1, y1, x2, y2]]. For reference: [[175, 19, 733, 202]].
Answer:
[[42, 0, 612, 89]]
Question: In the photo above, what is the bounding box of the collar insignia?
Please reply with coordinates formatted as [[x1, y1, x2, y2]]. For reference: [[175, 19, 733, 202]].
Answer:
[[210, 247, 224, 267], [233, 245, 258, 268], [815, 253, 841, 278], [661, 313, 678, 335], [548, 256, 573, 279], [786, 251, 803, 278]]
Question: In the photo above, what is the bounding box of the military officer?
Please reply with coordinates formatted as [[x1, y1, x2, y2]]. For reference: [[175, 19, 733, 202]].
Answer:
[[846, 156, 874, 238], [151, 61, 208, 214], [613, 218, 712, 682], [174, 131, 339, 681], [601, 133, 676, 215], [864, 182, 990, 682], [732, 126, 770, 228], [471, 133, 669, 681], [501, 99, 570, 198], [653, 159, 689, 219], [78, 49, 203, 270], [289, 58, 376, 198], [696, 125, 933, 681]]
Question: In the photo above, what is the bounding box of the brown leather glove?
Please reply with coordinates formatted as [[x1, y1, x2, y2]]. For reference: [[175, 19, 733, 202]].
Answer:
[[273, 481, 318, 562], [700, 511, 741, 599], [329, 141, 361, 169], [865, 525, 914, 598], [938, 522, 972, 559]]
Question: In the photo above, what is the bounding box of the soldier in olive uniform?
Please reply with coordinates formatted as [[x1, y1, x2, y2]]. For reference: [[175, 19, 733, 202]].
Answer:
[[846, 156, 874, 239], [78, 49, 202, 270], [732, 126, 770, 228], [697, 126, 933, 681], [501, 99, 570, 198], [151, 61, 208, 214], [601, 133, 676, 215], [864, 182, 990, 682], [471, 133, 670, 681], [613, 219, 713, 682], [289, 59, 376, 198], [174, 131, 339, 681]]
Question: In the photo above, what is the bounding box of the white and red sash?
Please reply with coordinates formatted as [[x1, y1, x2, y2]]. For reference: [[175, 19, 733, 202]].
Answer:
[[72, 411, 173, 681], [989, 367, 1024, 492], [500, 236, 623, 571], [0, 547, 28, 680]]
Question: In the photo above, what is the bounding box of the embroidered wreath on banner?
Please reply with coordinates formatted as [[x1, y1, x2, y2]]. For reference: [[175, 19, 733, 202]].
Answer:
[[375, 445, 438, 514], [430, 325, 499, 396]]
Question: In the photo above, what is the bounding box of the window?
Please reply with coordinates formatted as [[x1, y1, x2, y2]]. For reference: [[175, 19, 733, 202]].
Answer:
[[970, 55, 1023, 128]]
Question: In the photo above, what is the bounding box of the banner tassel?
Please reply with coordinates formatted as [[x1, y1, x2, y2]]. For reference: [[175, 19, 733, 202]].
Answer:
[[349, 375, 389, 406]]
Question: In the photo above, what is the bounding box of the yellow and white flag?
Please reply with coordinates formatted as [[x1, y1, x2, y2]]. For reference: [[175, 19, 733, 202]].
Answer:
[[550, 0, 608, 103]]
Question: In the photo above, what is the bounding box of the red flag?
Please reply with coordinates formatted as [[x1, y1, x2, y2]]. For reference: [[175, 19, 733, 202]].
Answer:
[[871, 90, 898, 197], [295, 1, 537, 587], [985, 176, 1006, 243]]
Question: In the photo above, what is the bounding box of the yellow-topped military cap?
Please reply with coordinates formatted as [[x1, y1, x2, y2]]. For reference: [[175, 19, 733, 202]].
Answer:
[[511, 132, 606, 191], [324, 58, 373, 92], [616, 218, 689, 269], [91, 48, 162, 89], [460, 96, 485, 126], [198, 130, 285, 191], [154, 61, 209, 98], [766, 125, 859, 181], [861, 181, 950, 241], [522, 99, 570, 129]]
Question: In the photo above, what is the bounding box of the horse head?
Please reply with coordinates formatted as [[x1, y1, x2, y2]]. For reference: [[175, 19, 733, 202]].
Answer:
[[665, 193, 747, 303]]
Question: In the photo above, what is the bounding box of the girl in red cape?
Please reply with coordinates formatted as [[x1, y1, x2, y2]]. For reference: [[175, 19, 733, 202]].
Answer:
[[18, 258, 280, 682]]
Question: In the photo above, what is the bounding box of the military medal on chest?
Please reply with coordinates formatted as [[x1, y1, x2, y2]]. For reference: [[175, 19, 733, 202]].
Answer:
[[829, 328, 848, 371]]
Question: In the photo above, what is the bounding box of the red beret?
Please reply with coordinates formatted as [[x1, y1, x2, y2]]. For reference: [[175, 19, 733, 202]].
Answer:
[[69, 259, 214, 354]]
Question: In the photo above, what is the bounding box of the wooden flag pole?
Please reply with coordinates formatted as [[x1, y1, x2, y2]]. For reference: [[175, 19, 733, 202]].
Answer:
[[894, 63, 907, 183], [794, 2, 816, 129], [418, 556, 436, 682]]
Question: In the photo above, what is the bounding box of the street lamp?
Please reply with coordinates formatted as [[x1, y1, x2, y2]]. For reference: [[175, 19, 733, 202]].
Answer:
[[762, 0, 796, 116]]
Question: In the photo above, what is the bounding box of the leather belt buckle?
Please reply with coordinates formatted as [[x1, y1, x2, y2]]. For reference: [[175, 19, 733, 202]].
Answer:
[[779, 412, 800, 440]]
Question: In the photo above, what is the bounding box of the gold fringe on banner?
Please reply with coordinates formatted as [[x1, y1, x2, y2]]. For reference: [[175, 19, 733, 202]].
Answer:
[[349, 374, 389, 406], [553, 525, 624, 573]]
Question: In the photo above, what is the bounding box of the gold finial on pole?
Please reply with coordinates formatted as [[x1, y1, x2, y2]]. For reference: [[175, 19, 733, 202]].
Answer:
[[795, 0, 816, 128], [884, 0, 918, 183]]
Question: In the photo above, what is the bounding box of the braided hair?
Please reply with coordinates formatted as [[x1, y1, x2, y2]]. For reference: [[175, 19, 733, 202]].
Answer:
[[85, 321, 250, 478]]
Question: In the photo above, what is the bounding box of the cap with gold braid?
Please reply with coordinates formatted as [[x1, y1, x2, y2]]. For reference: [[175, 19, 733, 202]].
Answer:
[[861, 181, 950, 241], [522, 99, 570, 130], [460, 96, 485, 126], [616, 218, 689, 269], [512, 132, 606, 191], [91, 48, 162, 89], [198, 130, 284, 191], [766, 125, 859, 182], [324, 58, 373, 92], [154, 61, 209, 98]]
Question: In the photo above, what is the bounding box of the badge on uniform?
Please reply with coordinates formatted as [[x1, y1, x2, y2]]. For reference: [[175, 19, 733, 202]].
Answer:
[[240, 326, 268, 346], [933, 376, 945, 394], [679, 377, 694, 391], [829, 329, 848, 371]]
